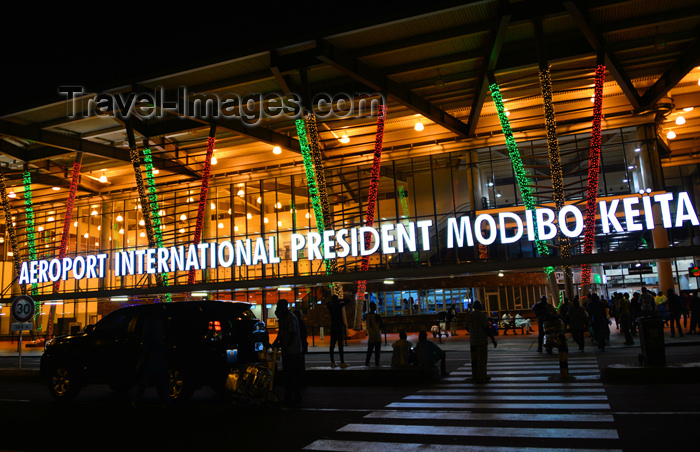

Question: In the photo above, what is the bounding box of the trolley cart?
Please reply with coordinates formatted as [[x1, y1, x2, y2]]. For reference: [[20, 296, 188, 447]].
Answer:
[[225, 346, 281, 406]]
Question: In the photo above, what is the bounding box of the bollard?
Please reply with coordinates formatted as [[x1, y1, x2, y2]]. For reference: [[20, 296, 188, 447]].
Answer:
[[558, 350, 569, 378]]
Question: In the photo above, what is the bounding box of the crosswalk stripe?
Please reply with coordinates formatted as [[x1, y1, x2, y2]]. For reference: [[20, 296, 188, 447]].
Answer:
[[404, 394, 608, 401], [338, 423, 619, 439], [303, 439, 622, 452], [418, 388, 605, 393], [364, 410, 616, 422], [386, 402, 611, 410]]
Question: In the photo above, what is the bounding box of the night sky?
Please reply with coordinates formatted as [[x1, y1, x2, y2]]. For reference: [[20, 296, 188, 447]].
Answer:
[[1, 2, 465, 116]]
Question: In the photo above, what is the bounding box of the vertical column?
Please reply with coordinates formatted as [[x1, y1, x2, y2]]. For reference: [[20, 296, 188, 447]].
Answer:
[[581, 63, 606, 295], [187, 124, 217, 287]]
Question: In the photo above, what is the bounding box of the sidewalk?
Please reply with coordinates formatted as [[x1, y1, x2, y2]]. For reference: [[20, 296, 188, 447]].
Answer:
[[3, 323, 699, 383]]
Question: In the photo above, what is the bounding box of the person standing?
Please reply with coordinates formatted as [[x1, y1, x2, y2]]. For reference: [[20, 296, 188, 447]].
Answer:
[[566, 298, 589, 352], [293, 309, 308, 388], [640, 287, 656, 317], [365, 302, 384, 366], [273, 300, 303, 406], [533, 295, 555, 353], [688, 292, 700, 334], [465, 300, 497, 383], [447, 304, 458, 336], [587, 293, 609, 351], [630, 292, 641, 335], [326, 295, 350, 368], [667, 288, 685, 338], [617, 293, 634, 345]]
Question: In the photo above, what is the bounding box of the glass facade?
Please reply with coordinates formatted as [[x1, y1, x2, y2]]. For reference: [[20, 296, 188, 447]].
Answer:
[[1, 124, 699, 335]]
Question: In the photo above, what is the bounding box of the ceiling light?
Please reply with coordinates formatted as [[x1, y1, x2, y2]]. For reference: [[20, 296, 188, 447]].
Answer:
[[38, 226, 44, 231], [414, 121, 424, 132], [91, 210, 98, 216], [211, 155, 217, 165], [99, 173, 108, 183], [247, 213, 252, 220], [273, 146, 282, 154], [52, 186, 60, 191], [383, 279, 394, 285], [211, 203, 216, 210], [140, 232, 146, 238], [634, 147, 641, 153], [83, 233, 89, 238], [277, 221, 282, 227], [153, 169, 159, 175], [339, 134, 350, 144], [8, 191, 15, 198], [504, 108, 510, 117], [275, 202, 282, 209], [234, 226, 239, 232], [218, 222, 224, 228], [116, 215, 123, 222], [683, 107, 694, 112], [305, 212, 310, 219], [496, 190, 502, 198], [180, 214, 187, 221], [257, 196, 262, 204], [590, 96, 595, 103], [498, 272, 504, 277], [667, 130, 676, 139], [139, 219, 145, 226], [179, 228, 185, 233], [676, 115, 686, 125], [263, 217, 269, 223], [74, 221, 78, 227], [187, 196, 194, 202], [47, 216, 55, 222], [159, 210, 165, 217], [237, 189, 245, 197], [119, 228, 124, 234]]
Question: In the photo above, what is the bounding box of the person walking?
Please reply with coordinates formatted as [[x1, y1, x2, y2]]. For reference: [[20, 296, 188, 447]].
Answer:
[[326, 295, 350, 368], [465, 300, 497, 383], [273, 300, 303, 406], [365, 302, 384, 366], [617, 292, 634, 345], [533, 295, 555, 352], [565, 298, 589, 352], [667, 288, 685, 338]]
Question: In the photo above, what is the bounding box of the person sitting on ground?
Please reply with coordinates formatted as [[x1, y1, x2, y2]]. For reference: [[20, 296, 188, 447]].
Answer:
[[515, 311, 533, 334], [501, 311, 517, 335], [414, 330, 448, 376], [391, 330, 414, 368]]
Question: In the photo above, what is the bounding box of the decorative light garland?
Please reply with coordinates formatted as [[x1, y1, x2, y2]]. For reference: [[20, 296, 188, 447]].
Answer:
[[296, 118, 340, 295], [0, 168, 22, 294], [539, 67, 572, 306], [48, 157, 82, 336], [22, 171, 41, 328], [490, 81, 560, 301], [128, 143, 162, 289], [489, 82, 548, 257], [356, 104, 387, 302], [143, 148, 172, 302], [581, 64, 606, 286], [187, 132, 217, 287]]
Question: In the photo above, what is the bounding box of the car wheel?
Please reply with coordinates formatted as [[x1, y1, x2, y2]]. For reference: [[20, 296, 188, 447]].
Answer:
[[48, 365, 82, 400], [160, 365, 194, 402]]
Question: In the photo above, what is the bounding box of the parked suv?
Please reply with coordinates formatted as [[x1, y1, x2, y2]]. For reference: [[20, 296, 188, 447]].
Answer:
[[40, 300, 268, 401]]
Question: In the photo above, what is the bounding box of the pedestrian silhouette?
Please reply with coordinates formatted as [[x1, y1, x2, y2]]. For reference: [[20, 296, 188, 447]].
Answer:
[[365, 302, 384, 366], [326, 295, 350, 368], [465, 300, 497, 383]]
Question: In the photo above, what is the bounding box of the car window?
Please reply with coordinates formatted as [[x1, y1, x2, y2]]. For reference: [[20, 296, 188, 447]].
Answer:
[[94, 309, 134, 336]]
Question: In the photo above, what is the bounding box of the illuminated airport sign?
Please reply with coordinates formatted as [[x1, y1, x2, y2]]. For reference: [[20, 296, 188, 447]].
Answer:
[[18, 191, 698, 285]]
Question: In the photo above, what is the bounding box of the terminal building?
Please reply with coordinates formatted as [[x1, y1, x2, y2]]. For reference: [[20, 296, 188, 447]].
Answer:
[[1, 1, 699, 336]]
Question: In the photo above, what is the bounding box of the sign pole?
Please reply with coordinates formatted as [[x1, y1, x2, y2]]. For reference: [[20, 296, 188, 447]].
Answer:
[[18, 329, 22, 369]]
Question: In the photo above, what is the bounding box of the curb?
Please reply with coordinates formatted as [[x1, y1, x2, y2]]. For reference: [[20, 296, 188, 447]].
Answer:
[[601, 362, 700, 384]]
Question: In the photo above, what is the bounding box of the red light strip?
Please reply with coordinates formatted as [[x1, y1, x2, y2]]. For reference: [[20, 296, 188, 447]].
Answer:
[[581, 64, 606, 286], [187, 133, 217, 286], [356, 105, 387, 302]]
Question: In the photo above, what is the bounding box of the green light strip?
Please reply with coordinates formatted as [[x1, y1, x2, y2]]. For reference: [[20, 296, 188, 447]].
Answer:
[[143, 148, 171, 302], [398, 185, 421, 263], [489, 82, 549, 258], [22, 171, 41, 327], [295, 119, 330, 274]]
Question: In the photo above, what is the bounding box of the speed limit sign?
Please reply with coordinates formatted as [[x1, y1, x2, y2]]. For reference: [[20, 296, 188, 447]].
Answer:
[[11, 295, 35, 323]]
